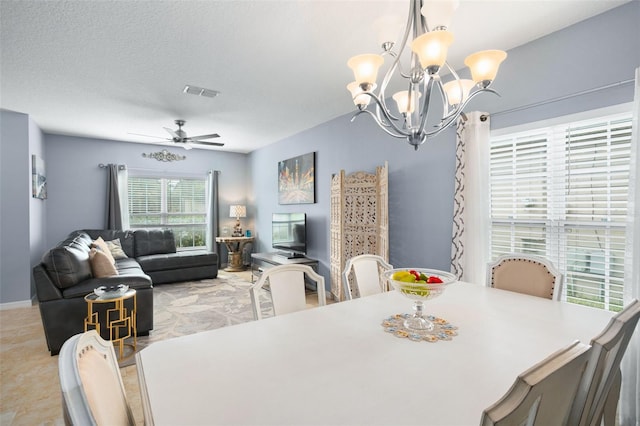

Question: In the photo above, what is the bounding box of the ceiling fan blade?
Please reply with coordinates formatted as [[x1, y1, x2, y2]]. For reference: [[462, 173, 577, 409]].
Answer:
[[182, 142, 193, 150], [191, 140, 225, 147], [163, 127, 179, 139], [127, 132, 169, 140], [190, 133, 220, 141]]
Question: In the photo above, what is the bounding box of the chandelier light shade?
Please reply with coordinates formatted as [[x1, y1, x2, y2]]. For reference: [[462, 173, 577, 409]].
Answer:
[[347, 54, 384, 89], [347, 82, 377, 107], [393, 90, 421, 114], [346, 0, 507, 150], [443, 79, 476, 106], [410, 30, 454, 71], [464, 50, 508, 87]]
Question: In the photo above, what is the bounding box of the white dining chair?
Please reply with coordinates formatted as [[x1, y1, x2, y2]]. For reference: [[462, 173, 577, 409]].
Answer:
[[568, 298, 640, 426], [342, 254, 393, 300], [481, 340, 592, 426], [486, 253, 563, 300], [58, 330, 135, 426], [250, 263, 326, 320]]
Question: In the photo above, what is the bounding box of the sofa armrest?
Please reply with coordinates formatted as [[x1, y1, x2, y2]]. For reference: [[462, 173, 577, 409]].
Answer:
[[33, 264, 63, 302]]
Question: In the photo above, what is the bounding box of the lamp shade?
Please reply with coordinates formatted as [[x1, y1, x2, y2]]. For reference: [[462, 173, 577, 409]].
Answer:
[[411, 30, 454, 70], [421, 0, 459, 31], [347, 82, 377, 107], [392, 90, 421, 114], [464, 50, 507, 86], [443, 79, 476, 106], [347, 54, 384, 88], [229, 205, 246, 218]]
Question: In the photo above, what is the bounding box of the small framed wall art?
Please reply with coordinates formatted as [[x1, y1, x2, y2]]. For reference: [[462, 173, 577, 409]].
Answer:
[[278, 152, 315, 204], [32, 155, 47, 199]]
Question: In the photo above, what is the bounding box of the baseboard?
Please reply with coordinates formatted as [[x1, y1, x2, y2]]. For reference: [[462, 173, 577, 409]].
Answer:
[[0, 299, 34, 310]]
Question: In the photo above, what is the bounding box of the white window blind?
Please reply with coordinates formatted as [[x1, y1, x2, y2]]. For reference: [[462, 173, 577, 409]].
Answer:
[[128, 176, 208, 249], [489, 112, 633, 312]]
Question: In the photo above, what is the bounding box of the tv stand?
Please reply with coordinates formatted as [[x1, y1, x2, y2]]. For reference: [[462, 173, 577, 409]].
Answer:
[[281, 252, 305, 259], [251, 252, 319, 283]]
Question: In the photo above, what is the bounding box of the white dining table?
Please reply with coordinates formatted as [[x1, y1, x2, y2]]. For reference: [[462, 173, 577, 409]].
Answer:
[[136, 281, 613, 425]]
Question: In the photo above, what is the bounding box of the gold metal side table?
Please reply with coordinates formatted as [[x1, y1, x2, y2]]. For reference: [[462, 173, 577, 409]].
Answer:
[[84, 289, 137, 359]]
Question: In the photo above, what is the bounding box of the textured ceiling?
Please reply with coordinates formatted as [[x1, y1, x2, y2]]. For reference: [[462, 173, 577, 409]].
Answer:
[[0, 0, 629, 153]]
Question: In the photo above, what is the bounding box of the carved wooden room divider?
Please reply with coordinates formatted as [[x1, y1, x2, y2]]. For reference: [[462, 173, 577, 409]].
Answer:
[[330, 162, 389, 301]]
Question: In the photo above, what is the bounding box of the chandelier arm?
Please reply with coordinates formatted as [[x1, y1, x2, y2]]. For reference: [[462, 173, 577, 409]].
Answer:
[[416, 76, 436, 137], [366, 92, 410, 135], [377, 58, 402, 123], [441, 61, 463, 115], [423, 88, 500, 137], [352, 109, 407, 138], [356, 91, 408, 135]]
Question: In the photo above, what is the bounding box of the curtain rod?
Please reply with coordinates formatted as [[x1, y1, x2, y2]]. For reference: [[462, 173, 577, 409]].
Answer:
[[489, 79, 634, 118], [98, 163, 126, 170]]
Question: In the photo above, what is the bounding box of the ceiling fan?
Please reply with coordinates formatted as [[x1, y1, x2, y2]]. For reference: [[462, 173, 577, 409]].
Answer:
[[130, 119, 223, 150]]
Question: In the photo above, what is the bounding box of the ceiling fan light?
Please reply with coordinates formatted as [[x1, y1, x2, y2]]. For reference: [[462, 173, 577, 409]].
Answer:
[[347, 54, 384, 90], [411, 30, 454, 71], [464, 49, 507, 87], [443, 79, 476, 106]]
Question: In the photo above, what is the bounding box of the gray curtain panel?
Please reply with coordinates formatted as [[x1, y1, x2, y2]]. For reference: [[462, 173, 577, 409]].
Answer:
[[209, 170, 221, 267], [106, 164, 123, 229]]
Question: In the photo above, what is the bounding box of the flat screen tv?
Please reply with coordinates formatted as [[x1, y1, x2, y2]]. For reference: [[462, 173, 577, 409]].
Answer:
[[272, 213, 307, 258]]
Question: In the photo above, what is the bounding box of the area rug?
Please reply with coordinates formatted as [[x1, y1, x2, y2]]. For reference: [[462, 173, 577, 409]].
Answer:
[[120, 272, 273, 367]]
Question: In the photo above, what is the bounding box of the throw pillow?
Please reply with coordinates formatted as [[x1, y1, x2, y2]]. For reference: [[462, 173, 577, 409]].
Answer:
[[89, 248, 119, 278], [91, 237, 116, 265], [106, 238, 128, 259]]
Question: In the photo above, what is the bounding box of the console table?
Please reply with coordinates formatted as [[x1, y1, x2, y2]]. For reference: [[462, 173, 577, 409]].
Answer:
[[250, 252, 319, 283], [216, 236, 255, 272]]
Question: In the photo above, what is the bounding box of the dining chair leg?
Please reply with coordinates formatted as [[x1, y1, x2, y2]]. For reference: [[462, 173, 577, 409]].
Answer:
[[602, 369, 621, 426]]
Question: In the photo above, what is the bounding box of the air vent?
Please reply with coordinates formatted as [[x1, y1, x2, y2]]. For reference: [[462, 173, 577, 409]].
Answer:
[[183, 85, 220, 98]]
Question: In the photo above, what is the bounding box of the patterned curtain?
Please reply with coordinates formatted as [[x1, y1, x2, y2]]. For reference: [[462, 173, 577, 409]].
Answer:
[[450, 112, 491, 284], [450, 117, 466, 279]]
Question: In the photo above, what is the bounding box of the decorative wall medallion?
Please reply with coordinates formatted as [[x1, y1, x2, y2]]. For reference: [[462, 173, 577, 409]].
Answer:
[[142, 149, 186, 162]]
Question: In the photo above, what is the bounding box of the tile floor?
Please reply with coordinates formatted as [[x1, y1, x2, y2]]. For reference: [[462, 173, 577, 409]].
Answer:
[[0, 270, 328, 425]]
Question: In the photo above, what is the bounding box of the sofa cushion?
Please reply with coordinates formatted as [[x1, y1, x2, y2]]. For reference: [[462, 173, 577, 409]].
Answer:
[[134, 229, 176, 257], [136, 250, 217, 272], [42, 233, 93, 289], [106, 238, 128, 259], [91, 237, 116, 265], [89, 248, 119, 278], [82, 230, 136, 258]]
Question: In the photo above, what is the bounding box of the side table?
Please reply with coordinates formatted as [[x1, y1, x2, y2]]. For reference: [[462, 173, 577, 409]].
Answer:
[[216, 236, 255, 272], [84, 289, 137, 359]]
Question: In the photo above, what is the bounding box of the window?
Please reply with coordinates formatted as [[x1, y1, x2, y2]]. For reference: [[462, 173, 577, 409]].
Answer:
[[128, 175, 208, 249], [489, 111, 633, 312]]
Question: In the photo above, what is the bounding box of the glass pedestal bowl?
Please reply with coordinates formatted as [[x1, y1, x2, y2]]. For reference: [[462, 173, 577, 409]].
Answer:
[[383, 268, 457, 332]]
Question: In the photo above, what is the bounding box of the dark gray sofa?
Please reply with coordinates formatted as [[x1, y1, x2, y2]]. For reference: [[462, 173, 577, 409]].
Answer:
[[33, 228, 218, 355]]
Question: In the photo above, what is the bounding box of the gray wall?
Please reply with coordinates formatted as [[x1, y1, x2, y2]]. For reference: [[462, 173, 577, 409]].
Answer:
[[1, 110, 46, 305], [43, 135, 250, 248], [248, 1, 639, 289], [1, 2, 637, 304]]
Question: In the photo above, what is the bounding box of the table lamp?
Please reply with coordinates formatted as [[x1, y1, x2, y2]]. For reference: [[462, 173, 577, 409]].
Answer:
[[230, 205, 246, 237]]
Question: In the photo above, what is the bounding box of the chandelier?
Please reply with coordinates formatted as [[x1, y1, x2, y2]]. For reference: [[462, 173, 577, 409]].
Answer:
[[346, 0, 507, 150]]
